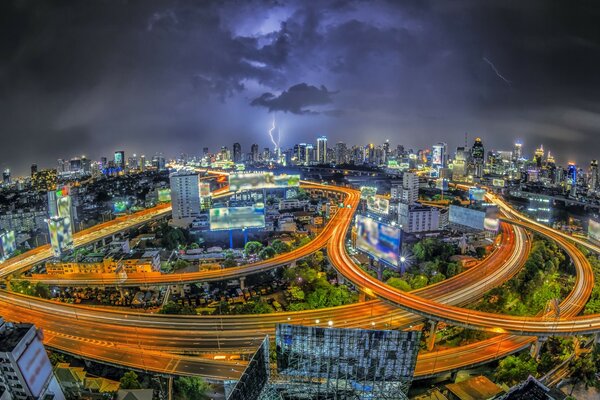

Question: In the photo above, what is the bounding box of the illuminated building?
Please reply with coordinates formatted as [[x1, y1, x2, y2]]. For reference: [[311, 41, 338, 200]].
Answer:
[[452, 146, 468, 181], [513, 141, 522, 163], [114, 150, 125, 169], [0, 318, 66, 400], [533, 145, 544, 168], [47, 216, 73, 257], [169, 170, 201, 228], [335, 142, 347, 164], [152, 154, 166, 171], [48, 186, 74, 232], [398, 172, 419, 205], [250, 143, 259, 163], [470, 138, 485, 178], [398, 203, 440, 233], [567, 163, 577, 197], [2, 169, 9, 185], [140, 155, 146, 171], [431, 142, 447, 169], [233, 142, 242, 163], [30, 164, 37, 177], [589, 160, 598, 192], [31, 169, 57, 191], [0, 230, 16, 261], [45, 252, 160, 275], [316, 136, 327, 164]]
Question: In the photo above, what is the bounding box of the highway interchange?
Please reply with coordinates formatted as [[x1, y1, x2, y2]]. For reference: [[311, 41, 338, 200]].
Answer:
[[0, 178, 599, 380]]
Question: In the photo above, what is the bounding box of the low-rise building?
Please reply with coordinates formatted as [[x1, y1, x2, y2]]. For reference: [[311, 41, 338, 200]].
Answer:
[[398, 203, 440, 233], [46, 250, 160, 276]]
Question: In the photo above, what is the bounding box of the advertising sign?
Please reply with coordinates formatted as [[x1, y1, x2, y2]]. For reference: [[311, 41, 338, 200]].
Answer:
[[492, 179, 506, 187], [113, 201, 128, 213], [589, 218, 600, 242], [210, 204, 266, 231], [360, 186, 377, 199], [367, 196, 390, 215], [229, 172, 300, 191], [469, 187, 486, 202], [158, 188, 171, 202], [0, 230, 16, 259], [355, 215, 401, 266], [48, 216, 73, 257], [17, 337, 53, 398]]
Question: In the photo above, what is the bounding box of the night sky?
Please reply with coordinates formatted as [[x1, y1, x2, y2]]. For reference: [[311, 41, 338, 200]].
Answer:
[[2, 0, 600, 175]]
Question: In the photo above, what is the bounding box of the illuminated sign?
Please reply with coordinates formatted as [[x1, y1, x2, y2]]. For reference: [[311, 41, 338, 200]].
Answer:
[[57, 195, 71, 219], [229, 172, 300, 192], [158, 188, 171, 202], [17, 337, 53, 397], [492, 179, 505, 187], [209, 204, 266, 231], [469, 187, 486, 202], [367, 196, 389, 215], [113, 201, 128, 213], [589, 219, 600, 242], [359, 186, 377, 199], [0, 230, 16, 259], [449, 205, 499, 232], [355, 215, 401, 266], [47, 216, 73, 257]]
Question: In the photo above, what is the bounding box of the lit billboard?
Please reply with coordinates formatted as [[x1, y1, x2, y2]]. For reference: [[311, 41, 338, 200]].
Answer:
[[113, 201, 128, 213], [355, 215, 401, 266], [360, 186, 377, 199], [229, 172, 300, 192], [48, 216, 73, 257], [0, 230, 16, 259], [57, 195, 71, 219], [158, 188, 171, 202], [210, 204, 266, 231], [367, 196, 390, 215], [492, 179, 506, 187], [469, 187, 486, 202], [589, 218, 600, 242], [199, 182, 211, 197], [449, 205, 499, 232], [16, 336, 53, 398]]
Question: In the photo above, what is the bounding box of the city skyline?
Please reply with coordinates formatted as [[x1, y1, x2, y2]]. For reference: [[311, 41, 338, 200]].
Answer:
[[2, 1, 600, 174]]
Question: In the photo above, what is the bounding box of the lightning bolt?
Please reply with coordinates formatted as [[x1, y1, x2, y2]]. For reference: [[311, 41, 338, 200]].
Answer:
[[483, 57, 511, 86], [268, 116, 278, 150]]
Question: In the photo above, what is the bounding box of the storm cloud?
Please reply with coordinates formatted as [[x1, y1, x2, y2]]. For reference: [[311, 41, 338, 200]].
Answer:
[[2, 0, 600, 175]]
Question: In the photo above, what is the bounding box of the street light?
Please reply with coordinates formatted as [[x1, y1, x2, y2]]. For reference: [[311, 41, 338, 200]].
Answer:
[[327, 320, 333, 327]]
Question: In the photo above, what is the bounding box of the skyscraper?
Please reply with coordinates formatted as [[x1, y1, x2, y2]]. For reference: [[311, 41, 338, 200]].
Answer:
[[114, 151, 125, 169], [471, 138, 485, 178], [169, 170, 201, 228], [590, 160, 599, 192], [30, 164, 38, 177], [335, 142, 347, 164], [432, 142, 447, 169], [399, 172, 419, 205], [513, 142, 522, 163], [251, 144, 259, 163], [233, 142, 242, 163], [2, 169, 10, 184], [316, 136, 328, 164]]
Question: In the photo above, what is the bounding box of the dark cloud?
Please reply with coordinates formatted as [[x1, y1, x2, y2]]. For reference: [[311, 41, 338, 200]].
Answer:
[[250, 83, 336, 114], [1, 0, 600, 175]]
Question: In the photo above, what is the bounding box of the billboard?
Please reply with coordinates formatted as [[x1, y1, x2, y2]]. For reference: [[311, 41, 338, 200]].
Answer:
[[210, 204, 265, 231], [17, 335, 53, 398], [360, 186, 377, 199], [0, 230, 16, 259], [158, 188, 171, 202], [469, 187, 486, 202], [57, 195, 71, 219], [589, 218, 600, 242], [276, 324, 420, 397], [492, 178, 506, 187], [226, 338, 269, 400], [113, 200, 128, 213], [199, 182, 211, 197], [48, 216, 73, 257], [355, 215, 401, 266], [367, 196, 390, 215], [229, 172, 300, 192], [449, 205, 499, 232]]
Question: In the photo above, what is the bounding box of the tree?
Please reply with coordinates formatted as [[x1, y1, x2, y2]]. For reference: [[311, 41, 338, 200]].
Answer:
[[159, 301, 196, 315], [120, 371, 141, 390], [288, 285, 305, 301], [494, 355, 537, 385], [244, 241, 263, 255], [172, 259, 191, 271], [47, 351, 65, 366], [259, 246, 276, 260], [409, 275, 429, 290], [387, 277, 411, 291], [174, 376, 211, 400], [271, 239, 291, 254]]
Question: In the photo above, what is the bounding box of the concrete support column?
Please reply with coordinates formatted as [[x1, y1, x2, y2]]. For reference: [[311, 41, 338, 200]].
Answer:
[[595, 332, 600, 344], [427, 320, 438, 352], [450, 371, 459, 382], [101, 237, 106, 247], [530, 337, 546, 359], [377, 263, 384, 281], [239, 276, 246, 291], [118, 287, 126, 301], [337, 271, 345, 285]]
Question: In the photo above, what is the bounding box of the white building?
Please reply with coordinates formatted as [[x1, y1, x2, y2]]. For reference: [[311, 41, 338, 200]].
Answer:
[[0, 318, 65, 400], [316, 136, 327, 164], [169, 170, 201, 228], [398, 203, 440, 233], [398, 172, 419, 205]]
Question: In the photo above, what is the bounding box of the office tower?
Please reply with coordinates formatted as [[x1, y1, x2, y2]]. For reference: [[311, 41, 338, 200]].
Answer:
[[152, 154, 166, 171], [128, 154, 139, 170], [47, 216, 73, 257], [365, 143, 375, 164], [316, 136, 328, 164], [233, 142, 242, 163], [81, 156, 91, 174], [432, 142, 447, 169], [534, 145, 544, 168], [590, 160, 599, 191], [470, 138, 485, 178], [250, 144, 259, 163], [399, 172, 419, 205], [114, 150, 125, 169], [69, 158, 82, 172], [100, 157, 107, 168], [305, 144, 314, 164], [140, 155, 146, 171], [513, 141, 522, 162], [335, 142, 347, 164], [30, 164, 38, 177], [169, 170, 201, 227], [0, 318, 66, 400], [382, 140, 390, 160], [2, 169, 9, 184]]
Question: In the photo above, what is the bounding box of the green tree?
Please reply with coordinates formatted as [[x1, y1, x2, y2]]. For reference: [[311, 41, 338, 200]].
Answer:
[[259, 246, 276, 260], [120, 371, 141, 390], [494, 355, 537, 385], [172, 259, 191, 271], [244, 241, 263, 255], [174, 376, 211, 400], [409, 275, 429, 290], [271, 239, 291, 254], [288, 285, 305, 301], [159, 301, 197, 315], [387, 277, 412, 291], [47, 351, 66, 366]]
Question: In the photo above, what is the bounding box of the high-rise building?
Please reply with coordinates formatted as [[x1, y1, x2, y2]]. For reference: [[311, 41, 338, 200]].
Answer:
[[128, 154, 139, 170], [114, 151, 125, 169], [251, 144, 259, 163], [233, 142, 242, 163], [305, 144, 314, 164], [316, 136, 328, 164], [471, 138, 485, 178], [398, 172, 419, 205], [152, 154, 166, 171], [0, 318, 66, 400], [335, 142, 347, 164], [431, 142, 447, 169], [452, 147, 468, 181], [30, 164, 38, 177], [533, 145, 544, 168], [513, 142, 522, 163], [169, 170, 201, 228], [140, 155, 146, 171], [590, 160, 599, 192], [2, 169, 10, 184]]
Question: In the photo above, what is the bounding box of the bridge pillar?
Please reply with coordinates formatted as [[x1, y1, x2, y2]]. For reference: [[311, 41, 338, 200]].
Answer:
[[101, 237, 106, 247], [239, 277, 246, 291], [450, 371, 459, 382], [377, 263, 384, 281], [530, 337, 546, 359], [427, 320, 438, 352], [358, 292, 366, 302], [337, 272, 345, 285], [595, 332, 600, 344], [118, 287, 126, 301]]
